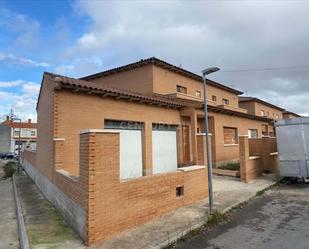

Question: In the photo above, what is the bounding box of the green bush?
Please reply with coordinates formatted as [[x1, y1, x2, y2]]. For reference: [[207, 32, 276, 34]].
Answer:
[[219, 162, 240, 171], [207, 209, 226, 226], [3, 161, 16, 178]]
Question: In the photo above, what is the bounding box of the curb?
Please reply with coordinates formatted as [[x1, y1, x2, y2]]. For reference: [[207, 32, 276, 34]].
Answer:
[[12, 175, 30, 249], [221, 181, 278, 214]]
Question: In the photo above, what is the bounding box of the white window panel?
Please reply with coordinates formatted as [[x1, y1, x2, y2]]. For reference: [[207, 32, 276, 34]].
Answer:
[[152, 130, 177, 174]]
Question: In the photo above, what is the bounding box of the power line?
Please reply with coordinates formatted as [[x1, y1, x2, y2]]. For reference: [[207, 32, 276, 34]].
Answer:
[[193, 63, 309, 74], [220, 64, 309, 73]]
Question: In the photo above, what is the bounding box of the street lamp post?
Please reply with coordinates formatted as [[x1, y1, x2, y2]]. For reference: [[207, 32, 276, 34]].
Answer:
[[202, 67, 220, 213]]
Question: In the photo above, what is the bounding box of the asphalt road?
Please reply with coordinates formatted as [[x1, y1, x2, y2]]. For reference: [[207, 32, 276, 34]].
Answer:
[[174, 183, 309, 249]]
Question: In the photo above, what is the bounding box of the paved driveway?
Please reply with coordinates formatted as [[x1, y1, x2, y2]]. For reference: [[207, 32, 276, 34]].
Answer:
[[174, 183, 309, 249]]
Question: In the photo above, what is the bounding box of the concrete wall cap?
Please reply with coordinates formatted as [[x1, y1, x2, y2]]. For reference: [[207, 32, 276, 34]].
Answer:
[[196, 133, 212, 136], [80, 129, 121, 134], [239, 135, 249, 137], [53, 138, 65, 141]]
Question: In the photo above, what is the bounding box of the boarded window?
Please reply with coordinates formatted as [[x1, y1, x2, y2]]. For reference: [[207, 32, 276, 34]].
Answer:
[[223, 127, 238, 144], [176, 85, 187, 94], [248, 129, 258, 138]]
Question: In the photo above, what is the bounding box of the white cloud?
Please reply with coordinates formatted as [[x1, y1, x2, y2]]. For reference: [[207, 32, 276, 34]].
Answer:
[[0, 53, 49, 67], [54, 57, 103, 77], [0, 81, 40, 122], [63, 0, 309, 115], [0, 80, 23, 87], [0, 8, 40, 48]]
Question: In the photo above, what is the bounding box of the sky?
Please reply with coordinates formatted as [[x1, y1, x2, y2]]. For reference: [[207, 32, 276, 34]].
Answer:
[[0, 0, 309, 121]]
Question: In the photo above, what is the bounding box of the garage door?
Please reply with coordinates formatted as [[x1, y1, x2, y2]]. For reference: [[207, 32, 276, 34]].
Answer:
[[105, 120, 143, 180], [152, 124, 178, 174]]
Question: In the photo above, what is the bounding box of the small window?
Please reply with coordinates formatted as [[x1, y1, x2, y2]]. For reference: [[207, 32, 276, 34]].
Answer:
[[222, 98, 229, 105], [248, 129, 258, 138], [176, 186, 184, 197], [223, 127, 238, 144], [261, 110, 265, 116], [195, 90, 201, 97], [14, 130, 20, 137], [30, 131, 36, 136], [176, 85, 187, 94], [212, 95, 217, 102], [276, 114, 279, 119]]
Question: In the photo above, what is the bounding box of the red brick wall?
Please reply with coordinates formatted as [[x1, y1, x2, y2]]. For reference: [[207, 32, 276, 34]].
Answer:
[[82, 131, 208, 245]]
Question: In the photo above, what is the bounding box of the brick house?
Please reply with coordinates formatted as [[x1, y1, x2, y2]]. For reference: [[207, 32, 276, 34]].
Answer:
[[21, 57, 295, 244], [0, 117, 37, 153], [238, 96, 300, 137]]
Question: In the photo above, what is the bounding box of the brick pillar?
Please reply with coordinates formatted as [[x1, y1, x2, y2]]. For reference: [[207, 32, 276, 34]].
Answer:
[[239, 135, 250, 183], [143, 122, 152, 176], [190, 109, 198, 164], [53, 138, 65, 171], [79, 129, 120, 245]]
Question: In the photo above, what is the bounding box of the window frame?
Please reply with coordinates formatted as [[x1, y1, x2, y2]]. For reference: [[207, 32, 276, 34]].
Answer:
[[195, 90, 201, 97], [248, 129, 258, 139], [212, 95, 217, 102], [222, 98, 229, 105], [223, 127, 238, 145], [176, 85, 187, 94]]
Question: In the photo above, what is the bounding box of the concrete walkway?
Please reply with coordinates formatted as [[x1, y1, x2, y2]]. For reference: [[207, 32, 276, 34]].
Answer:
[[0, 160, 19, 249], [15, 173, 85, 249], [92, 174, 277, 249]]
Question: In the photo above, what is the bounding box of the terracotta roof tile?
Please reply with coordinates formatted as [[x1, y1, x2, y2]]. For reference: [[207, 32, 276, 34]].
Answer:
[[1, 121, 37, 129], [80, 57, 243, 95], [45, 72, 184, 108]]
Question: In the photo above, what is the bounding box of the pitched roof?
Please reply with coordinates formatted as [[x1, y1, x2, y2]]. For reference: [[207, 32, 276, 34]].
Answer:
[[282, 110, 301, 117], [1, 121, 37, 129], [238, 96, 285, 111], [44, 72, 184, 109], [80, 57, 243, 95]]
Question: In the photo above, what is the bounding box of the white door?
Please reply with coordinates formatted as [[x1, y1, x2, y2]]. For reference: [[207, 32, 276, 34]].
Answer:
[[152, 130, 177, 174], [119, 130, 143, 180]]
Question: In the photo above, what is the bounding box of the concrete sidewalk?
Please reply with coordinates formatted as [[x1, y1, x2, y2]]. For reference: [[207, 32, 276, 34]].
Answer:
[[15, 173, 85, 249], [92, 174, 276, 249], [0, 160, 19, 249]]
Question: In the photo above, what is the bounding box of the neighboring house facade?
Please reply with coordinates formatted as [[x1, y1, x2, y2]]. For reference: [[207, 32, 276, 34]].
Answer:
[[21, 57, 290, 244], [238, 96, 300, 137], [0, 117, 37, 153], [282, 110, 301, 119]]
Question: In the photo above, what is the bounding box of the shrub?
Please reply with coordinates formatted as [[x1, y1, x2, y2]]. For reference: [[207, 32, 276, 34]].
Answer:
[[219, 162, 240, 171], [207, 209, 226, 226], [3, 161, 16, 178]]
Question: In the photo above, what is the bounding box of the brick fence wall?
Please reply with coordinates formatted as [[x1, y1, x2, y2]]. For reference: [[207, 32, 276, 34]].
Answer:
[[22, 130, 209, 245], [239, 136, 279, 183], [83, 129, 208, 244]]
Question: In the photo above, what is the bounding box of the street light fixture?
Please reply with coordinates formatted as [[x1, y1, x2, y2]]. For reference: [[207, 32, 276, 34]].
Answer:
[[202, 67, 220, 213]]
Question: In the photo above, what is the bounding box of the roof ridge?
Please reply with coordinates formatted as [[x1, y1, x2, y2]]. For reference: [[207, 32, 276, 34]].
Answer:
[[79, 57, 243, 95]]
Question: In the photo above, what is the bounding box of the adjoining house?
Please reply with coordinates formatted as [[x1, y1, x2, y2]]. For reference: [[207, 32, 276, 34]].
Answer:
[[20, 57, 297, 245], [282, 110, 301, 119], [0, 116, 37, 153], [238, 96, 300, 137]]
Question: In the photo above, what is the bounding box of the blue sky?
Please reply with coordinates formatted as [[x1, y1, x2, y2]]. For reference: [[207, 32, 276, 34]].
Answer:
[[0, 0, 309, 121]]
